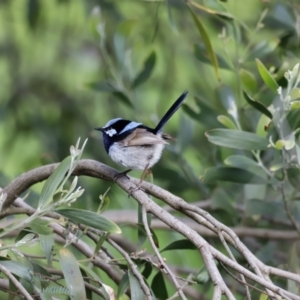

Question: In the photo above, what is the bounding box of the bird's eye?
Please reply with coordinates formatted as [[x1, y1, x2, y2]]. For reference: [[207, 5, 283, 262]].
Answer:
[[105, 127, 117, 137]]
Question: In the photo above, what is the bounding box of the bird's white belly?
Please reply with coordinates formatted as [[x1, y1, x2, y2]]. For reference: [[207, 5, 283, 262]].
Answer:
[[109, 143, 165, 170]]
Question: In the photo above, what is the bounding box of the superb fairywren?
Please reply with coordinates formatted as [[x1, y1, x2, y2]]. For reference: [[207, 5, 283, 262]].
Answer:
[[95, 91, 188, 192]]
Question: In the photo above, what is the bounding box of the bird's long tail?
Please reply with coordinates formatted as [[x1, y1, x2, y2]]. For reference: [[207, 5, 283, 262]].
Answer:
[[153, 91, 188, 134]]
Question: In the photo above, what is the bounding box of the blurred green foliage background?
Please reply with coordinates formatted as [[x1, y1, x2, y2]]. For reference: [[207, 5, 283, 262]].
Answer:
[[1, 0, 300, 298]]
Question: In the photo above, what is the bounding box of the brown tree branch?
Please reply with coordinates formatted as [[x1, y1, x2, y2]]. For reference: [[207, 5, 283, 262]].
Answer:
[[1, 159, 300, 299], [0, 264, 34, 300]]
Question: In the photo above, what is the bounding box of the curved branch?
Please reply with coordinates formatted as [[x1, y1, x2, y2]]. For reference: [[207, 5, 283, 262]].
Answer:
[[0, 264, 34, 300], [2, 159, 300, 299]]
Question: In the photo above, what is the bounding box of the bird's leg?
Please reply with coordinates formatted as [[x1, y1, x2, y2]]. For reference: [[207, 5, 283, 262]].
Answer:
[[113, 169, 132, 182], [128, 164, 150, 197]]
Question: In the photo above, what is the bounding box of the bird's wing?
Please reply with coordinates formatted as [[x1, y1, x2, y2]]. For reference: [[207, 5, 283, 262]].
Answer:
[[119, 128, 169, 147], [162, 133, 176, 141]]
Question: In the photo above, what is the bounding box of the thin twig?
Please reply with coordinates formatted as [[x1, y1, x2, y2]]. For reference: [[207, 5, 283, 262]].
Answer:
[[2, 160, 300, 299], [0, 264, 34, 300], [218, 230, 251, 300], [108, 238, 152, 299], [141, 205, 188, 300]]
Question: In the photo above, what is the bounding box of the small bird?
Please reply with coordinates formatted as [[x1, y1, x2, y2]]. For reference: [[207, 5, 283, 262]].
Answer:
[[95, 91, 188, 193]]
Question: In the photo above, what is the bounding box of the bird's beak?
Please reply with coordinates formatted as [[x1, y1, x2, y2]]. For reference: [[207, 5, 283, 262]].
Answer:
[[95, 127, 104, 132]]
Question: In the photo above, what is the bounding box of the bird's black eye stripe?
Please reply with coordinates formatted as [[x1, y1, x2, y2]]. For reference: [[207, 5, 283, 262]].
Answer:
[[109, 120, 132, 133]]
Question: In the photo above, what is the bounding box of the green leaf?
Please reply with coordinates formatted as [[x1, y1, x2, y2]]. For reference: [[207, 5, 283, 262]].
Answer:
[[182, 96, 219, 128], [247, 39, 279, 61], [39, 234, 54, 266], [151, 272, 168, 299], [256, 59, 279, 93], [94, 232, 110, 255], [291, 88, 300, 100], [15, 229, 33, 243], [87, 81, 117, 92], [87, 81, 133, 108], [205, 128, 269, 150], [189, 1, 233, 20], [194, 267, 209, 284], [217, 115, 237, 129], [128, 270, 145, 300], [113, 19, 137, 68], [245, 199, 285, 218], [142, 261, 152, 279], [28, 218, 53, 235], [211, 188, 236, 217], [39, 156, 72, 208], [193, 44, 231, 70], [166, 0, 178, 33], [0, 260, 31, 281], [217, 85, 238, 122], [296, 139, 300, 166], [225, 155, 264, 176], [117, 19, 138, 37], [117, 272, 129, 299], [160, 239, 196, 253], [58, 248, 86, 300], [287, 167, 300, 192], [132, 51, 156, 88], [188, 6, 220, 81], [291, 101, 300, 110], [244, 92, 272, 119], [202, 167, 268, 184], [56, 208, 121, 234], [79, 263, 111, 300], [239, 69, 257, 93], [271, 4, 294, 29], [112, 91, 133, 108]]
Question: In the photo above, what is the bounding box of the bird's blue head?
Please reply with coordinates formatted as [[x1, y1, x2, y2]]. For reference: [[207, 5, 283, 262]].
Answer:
[[95, 118, 142, 153]]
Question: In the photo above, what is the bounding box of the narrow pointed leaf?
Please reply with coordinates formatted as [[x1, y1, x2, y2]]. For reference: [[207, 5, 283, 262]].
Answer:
[[58, 248, 86, 300], [247, 39, 279, 61], [87, 81, 116, 92], [256, 59, 279, 93], [161, 239, 196, 253], [239, 69, 257, 93], [117, 273, 129, 299], [193, 44, 231, 70], [39, 156, 72, 208], [291, 88, 300, 100], [112, 91, 133, 108], [188, 6, 220, 80], [205, 129, 269, 150], [151, 272, 168, 299], [128, 270, 144, 300], [132, 51, 156, 88], [28, 218, 53, 235], [189, 0, 233, 19], [287, 167, 300, 192], [0, 260, 31, 280], [217, 115, 237, 129], [245, 199, 285, 218], [56, 208, 121, 234], [94, 232, 110, 255], [225, 155, 262, 175], [142, 261, 152, 279], [217, 85, 238, 121], [39, 234, 54, 266], [166, 0, 178, 33], [202, 166, 268, 184], [244, 92, 272, 119]]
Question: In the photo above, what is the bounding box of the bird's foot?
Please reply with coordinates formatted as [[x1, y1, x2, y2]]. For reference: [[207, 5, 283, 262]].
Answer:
[[128, 184, 145, 198], [113, 169, 132, 182]]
